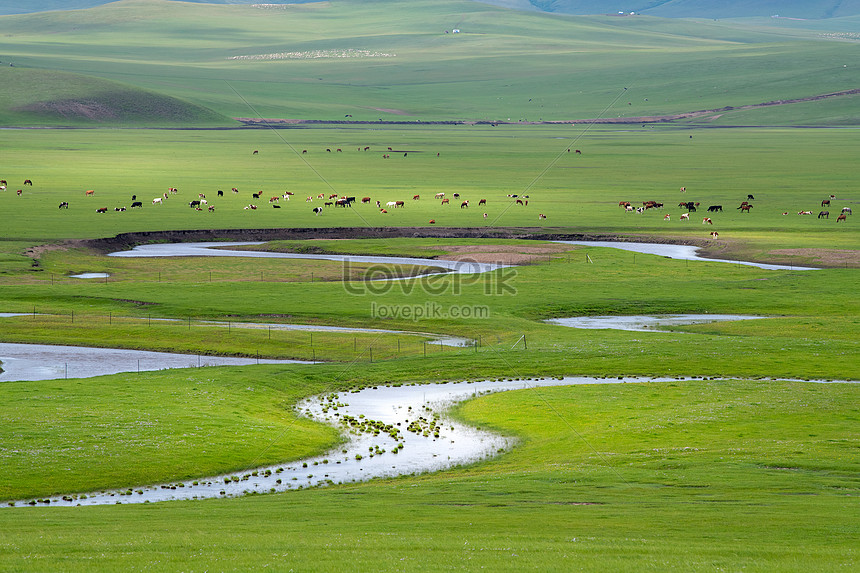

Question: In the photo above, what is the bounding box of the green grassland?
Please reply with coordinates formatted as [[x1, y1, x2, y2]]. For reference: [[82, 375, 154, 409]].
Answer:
[[0, 0, 858, 125], [0, 1, 858, 571]]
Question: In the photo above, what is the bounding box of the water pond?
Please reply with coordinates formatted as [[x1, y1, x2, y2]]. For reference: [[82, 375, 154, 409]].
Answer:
[[0, 342, 307, 383], [547, 314, 765, 332], [554, 240, 819, 271]]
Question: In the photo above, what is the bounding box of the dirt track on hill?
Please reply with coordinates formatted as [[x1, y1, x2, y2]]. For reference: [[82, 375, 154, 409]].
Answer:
[[234, 89, 860, 127]]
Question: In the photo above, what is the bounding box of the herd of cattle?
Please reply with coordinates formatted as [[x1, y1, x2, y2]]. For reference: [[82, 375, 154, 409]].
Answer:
[[619, 189, 852, 238], [2, 169, 853, 232]]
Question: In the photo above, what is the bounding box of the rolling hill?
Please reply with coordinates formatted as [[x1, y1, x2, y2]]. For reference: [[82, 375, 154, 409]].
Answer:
[[0, 0, 857, 126], [0, 67, 228, 126], [3, 0, 860, 18], [483, 0, 860, 20]]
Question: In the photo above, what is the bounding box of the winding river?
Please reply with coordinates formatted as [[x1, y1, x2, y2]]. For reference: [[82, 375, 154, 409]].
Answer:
[[1, 239, 829, 506]]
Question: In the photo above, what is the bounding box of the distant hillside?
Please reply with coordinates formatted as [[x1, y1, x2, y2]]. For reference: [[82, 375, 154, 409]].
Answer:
[[0, 0, 321, 16], [0, 67, 228, 126], [3, 0, 860, 18], [482, 0, 860, 19], [1, 0, 857, 126]]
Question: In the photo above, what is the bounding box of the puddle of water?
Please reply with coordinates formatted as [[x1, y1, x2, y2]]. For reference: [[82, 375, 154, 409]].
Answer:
[[69, 273, 110, 279], [555, 240, 819, 271], [0, 342, 307, 383], [108, 242, 508, 275], [142, 318, 472, 347], [547, 314, 765, 332]]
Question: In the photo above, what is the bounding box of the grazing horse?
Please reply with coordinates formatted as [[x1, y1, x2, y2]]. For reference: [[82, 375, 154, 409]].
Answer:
[[842, 207, 852, 215], [58, 201, 69, 209], [739, 204, 753, 212], [152, 197, 162, 204], [702, 217, 713, 225], [413, 194, 420, 200], [96, 207, 108, 213], [747, 194, 755, 200], [429, 219, 435, 224], [189, 200, 201, 208], [710, 231, 719, 239], [460, 200, 469, 208], [539, 213, 547, 220], [516, 199, 523, 206], [434, 193, 445, 199], [707, 205, 722, 212], [822, 199, 831, 207], [478, 198, 487, 206], [837, 214, 847, 222], [23, 179, 33, 186], [395, 200, 405, 208], [818, 211, 829, 219], [131, 201, 143, 208], [680, 187, 686, 193], [441, 198, 449, 205], [85, 190, 95, 196], [217, 190, 224, 197], [574, 149, 582, 155], [361, 197, 371, 203], [253, 150, 258, 155], [663, 214, 670, 221], [798, 210, 813, 215], [680, 213, 689, 221]]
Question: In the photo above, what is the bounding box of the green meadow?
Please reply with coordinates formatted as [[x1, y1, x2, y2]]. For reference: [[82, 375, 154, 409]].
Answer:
[[0, 0, 858, 570]]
